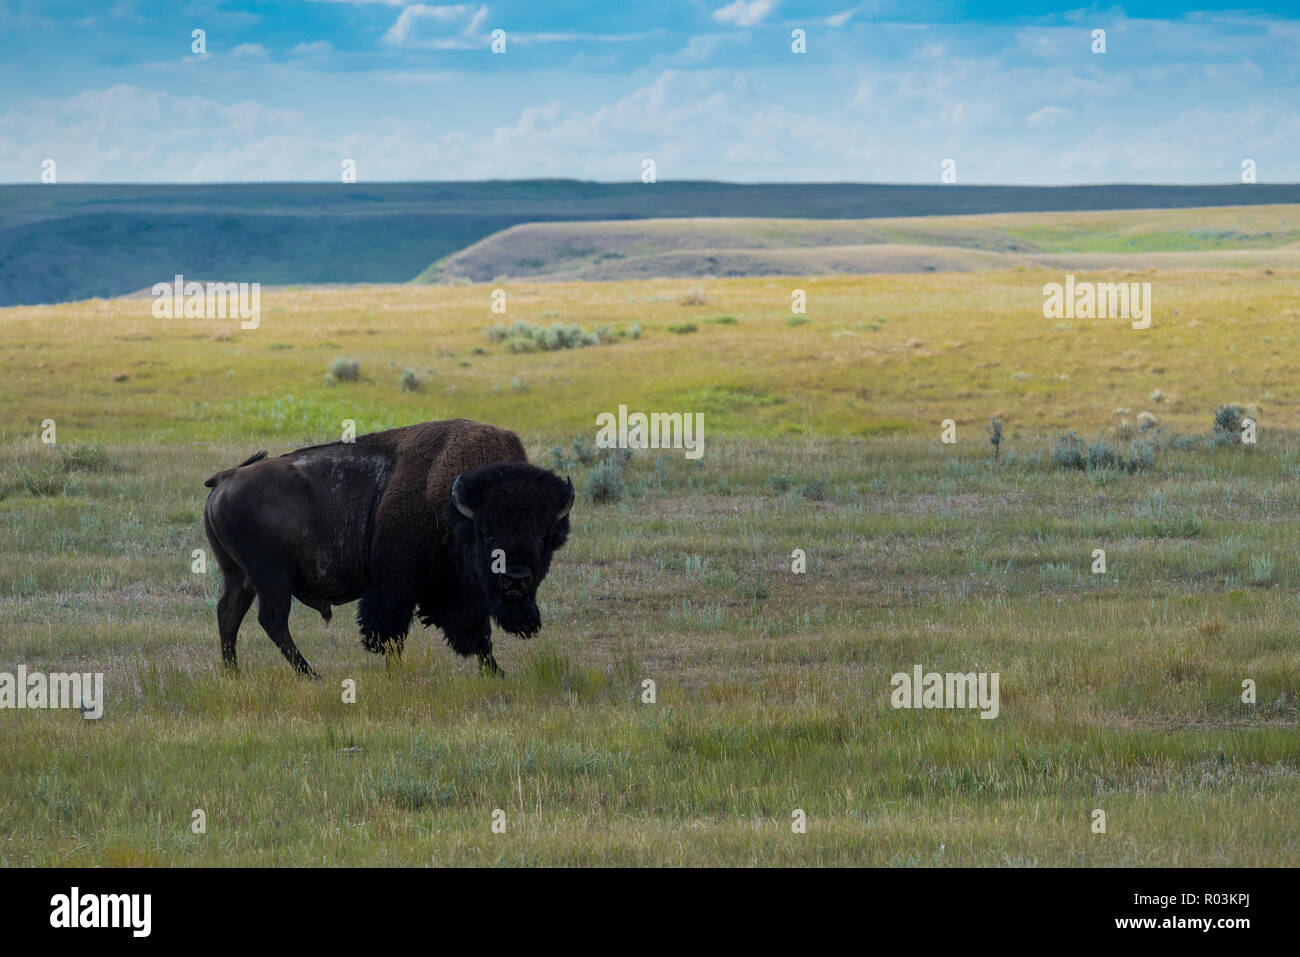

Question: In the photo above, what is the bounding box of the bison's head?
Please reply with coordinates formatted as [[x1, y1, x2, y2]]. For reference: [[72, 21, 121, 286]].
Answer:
[[446, 461, 574, 638]]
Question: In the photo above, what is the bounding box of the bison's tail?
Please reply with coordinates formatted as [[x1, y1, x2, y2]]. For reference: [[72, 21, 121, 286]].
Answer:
[[204, 450, 269, 488]]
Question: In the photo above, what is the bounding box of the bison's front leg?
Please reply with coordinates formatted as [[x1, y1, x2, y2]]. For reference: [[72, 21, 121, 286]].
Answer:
[[478, 648, 504, 677], [443, 616, 503, 677], [356, 580, 415, 656], [418, 596, 501, 676]]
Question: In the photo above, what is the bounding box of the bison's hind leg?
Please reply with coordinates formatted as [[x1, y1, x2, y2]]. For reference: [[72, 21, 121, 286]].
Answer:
[[253, 576, 320, 679], [216, 572, 255, 672]]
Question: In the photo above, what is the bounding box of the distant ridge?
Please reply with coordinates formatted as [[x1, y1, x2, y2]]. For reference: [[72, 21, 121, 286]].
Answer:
[[413, 206, 1300, 283], [3, 181, 1299, 306]]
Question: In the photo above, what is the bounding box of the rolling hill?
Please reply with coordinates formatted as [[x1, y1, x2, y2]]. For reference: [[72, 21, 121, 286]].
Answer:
[[414, 205, 1300, 282], [5, 181, 1300, 306]]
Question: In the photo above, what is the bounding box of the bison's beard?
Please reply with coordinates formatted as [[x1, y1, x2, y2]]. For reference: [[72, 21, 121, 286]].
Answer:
[[492, 599, 541, 639]]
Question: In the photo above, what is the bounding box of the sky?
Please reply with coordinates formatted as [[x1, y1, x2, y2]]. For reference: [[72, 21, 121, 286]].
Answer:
[[1, 1, 1298, 184]]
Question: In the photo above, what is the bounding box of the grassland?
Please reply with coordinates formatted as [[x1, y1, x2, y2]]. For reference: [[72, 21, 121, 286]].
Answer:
[[4, 258, 1299, 440], [1, 252, 1299, 866]]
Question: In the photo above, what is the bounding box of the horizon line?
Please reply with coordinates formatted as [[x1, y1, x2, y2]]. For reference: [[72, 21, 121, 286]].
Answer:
[[3, 179, 1297, 189]]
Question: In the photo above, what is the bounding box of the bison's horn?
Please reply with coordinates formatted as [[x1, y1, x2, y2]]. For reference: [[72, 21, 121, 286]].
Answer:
[[451, 474, 474, 519], [556, 476, 575, 521]]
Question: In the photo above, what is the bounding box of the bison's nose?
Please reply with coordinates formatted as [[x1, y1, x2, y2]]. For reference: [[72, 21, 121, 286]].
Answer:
[[503, 566, 533, 587]]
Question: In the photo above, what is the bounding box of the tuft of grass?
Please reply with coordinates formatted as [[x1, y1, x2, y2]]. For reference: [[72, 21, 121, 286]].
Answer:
[[61, 443, 111, 473], [1142, 515, 1203, 539], [798, 477, 829, 501], [368, 763, 456, 811], [1250, 553, 1274, 586]]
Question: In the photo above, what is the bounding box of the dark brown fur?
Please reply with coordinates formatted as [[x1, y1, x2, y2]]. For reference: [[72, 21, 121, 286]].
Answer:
[[203, 419, 572, 676]]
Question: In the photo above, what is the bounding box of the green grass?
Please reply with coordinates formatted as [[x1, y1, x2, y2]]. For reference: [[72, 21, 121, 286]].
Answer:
[[2, 263, 1298, 865], [4, 266, 1300, 445], [1, 433, 1298, 865]]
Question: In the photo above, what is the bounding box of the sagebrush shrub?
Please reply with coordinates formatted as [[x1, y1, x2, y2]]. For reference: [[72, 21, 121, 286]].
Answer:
[[586, 458, 625, 504], [485, 319, 633, 352], [1212, 404, 1248, 446], [327, 356, 360, 382], [1051, 432, 1086, 470]]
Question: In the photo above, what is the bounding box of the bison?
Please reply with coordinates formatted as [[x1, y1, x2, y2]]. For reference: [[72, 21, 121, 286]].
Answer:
[[202, 418, 574, 677]]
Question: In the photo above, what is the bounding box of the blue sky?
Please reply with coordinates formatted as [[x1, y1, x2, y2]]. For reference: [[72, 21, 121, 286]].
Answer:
[[1, 1, 1297, 184]]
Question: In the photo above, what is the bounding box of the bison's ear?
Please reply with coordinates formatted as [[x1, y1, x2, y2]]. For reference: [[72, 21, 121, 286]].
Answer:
[[451, 474, 476, 519], [556, 475, 574, 522]]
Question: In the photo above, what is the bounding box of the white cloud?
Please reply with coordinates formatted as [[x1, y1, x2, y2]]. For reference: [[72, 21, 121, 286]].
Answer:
[[231, 43, 269, 60], [379, 7, 650, 49], [656, 33, 748, 66], [375, 70, 462, 84], [1203, 60, 1263, 84], [569, 51, 619, 71], [381, 4, 488, 49], [287, 40, 333, 58], [712, 1, 776, 28], [0, 85, 321, 182], [510, 31, 659, 46], [1026, 105, 1073, 128], [5, 15, 1300, 186]]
